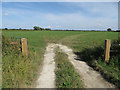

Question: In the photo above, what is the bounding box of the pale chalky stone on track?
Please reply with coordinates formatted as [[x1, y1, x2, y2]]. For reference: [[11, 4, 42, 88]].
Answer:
[[36, 44, 56, 88]]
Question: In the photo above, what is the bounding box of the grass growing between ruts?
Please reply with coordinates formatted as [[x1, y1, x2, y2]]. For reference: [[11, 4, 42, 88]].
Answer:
[[55, 48, 84, 88]]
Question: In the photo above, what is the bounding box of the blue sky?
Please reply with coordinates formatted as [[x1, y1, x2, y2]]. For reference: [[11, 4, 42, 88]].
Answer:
[[2, 2, 118, 30]]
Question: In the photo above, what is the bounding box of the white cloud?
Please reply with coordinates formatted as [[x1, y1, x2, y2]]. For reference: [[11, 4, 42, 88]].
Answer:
[[42, 2, 117, 29], [43, 11, 117, 29], [2, 2, 118, 30], [3, 13, 8, 16]]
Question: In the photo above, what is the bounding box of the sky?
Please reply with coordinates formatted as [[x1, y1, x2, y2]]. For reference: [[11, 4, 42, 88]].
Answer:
[[1, 0, 120, 2], [1, 1, 118, 30]]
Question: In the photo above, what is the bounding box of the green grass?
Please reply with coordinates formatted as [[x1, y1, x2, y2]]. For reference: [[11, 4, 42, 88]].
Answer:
[[2, 36, 40, 88], [73, 39, 120, 88], [62, 32, 118, 51], [55, 48, 83, 88], [91, 56, 120, 88], [2, 30, 119, 88]]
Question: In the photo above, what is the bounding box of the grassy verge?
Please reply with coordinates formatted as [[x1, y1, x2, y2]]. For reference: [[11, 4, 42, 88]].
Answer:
[[55, 48, 84, 88], [95, 56, 119, 87], [75, 39, 120, 88], [2, 36, 43, 88]]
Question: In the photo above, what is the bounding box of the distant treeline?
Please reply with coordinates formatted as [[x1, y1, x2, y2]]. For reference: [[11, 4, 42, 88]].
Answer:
[[53, 30, 120, 32], [2, 26, 51, 31], [116, 30, 120, 32], [2, 29, 120, 32], [1, 27, 120, 32]]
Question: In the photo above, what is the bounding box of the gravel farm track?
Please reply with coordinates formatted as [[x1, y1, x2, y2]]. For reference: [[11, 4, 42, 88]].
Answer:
[[35, 43, 116, 88]]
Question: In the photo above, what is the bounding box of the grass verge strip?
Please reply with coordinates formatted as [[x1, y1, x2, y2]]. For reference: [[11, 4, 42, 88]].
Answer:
[[55, 48, 83, 88]]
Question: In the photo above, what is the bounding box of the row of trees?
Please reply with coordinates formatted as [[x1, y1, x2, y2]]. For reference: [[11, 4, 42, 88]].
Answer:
[[3, 27, 119, 32], [33, 26, 51, 31], [33, 27, 113, 31], [3, 26, 51, 31]]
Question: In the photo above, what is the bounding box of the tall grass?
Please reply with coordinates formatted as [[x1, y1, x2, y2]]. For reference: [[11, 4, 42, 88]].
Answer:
[[2, 36, 42, 88]]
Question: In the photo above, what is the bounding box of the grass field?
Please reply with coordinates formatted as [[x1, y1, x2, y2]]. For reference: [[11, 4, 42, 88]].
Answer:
[[2, 30, 119, 88]]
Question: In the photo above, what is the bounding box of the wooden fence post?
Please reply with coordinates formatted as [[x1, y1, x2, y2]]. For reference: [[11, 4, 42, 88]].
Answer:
[[21, 38, 28, 56], [104, 39, 111, 63]]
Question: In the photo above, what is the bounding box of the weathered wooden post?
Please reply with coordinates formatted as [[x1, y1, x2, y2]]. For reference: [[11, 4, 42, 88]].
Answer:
[[21, 38, 28, 56], [104, 39, 111, 63]]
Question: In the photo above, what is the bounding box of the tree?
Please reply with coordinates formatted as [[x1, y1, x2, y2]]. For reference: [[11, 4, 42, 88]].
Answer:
[[39, 27, 44, 31], [33, 26, 52, 31], [33, 26, 40, 30], [19, 28, 22, 30], [45, 28, 51, 31], [116, 30, 120, 32], [33, 26, 44, 30], [5, 28, 8, 30], [107, 28, 112, 32]]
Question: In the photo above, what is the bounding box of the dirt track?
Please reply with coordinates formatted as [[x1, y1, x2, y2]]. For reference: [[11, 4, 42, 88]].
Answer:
[[36, 43, 115, 88], [36, 44, 56, 88]]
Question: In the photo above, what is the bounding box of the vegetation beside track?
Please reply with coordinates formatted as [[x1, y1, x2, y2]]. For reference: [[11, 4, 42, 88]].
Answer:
[[2, 30, 118, 88]]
